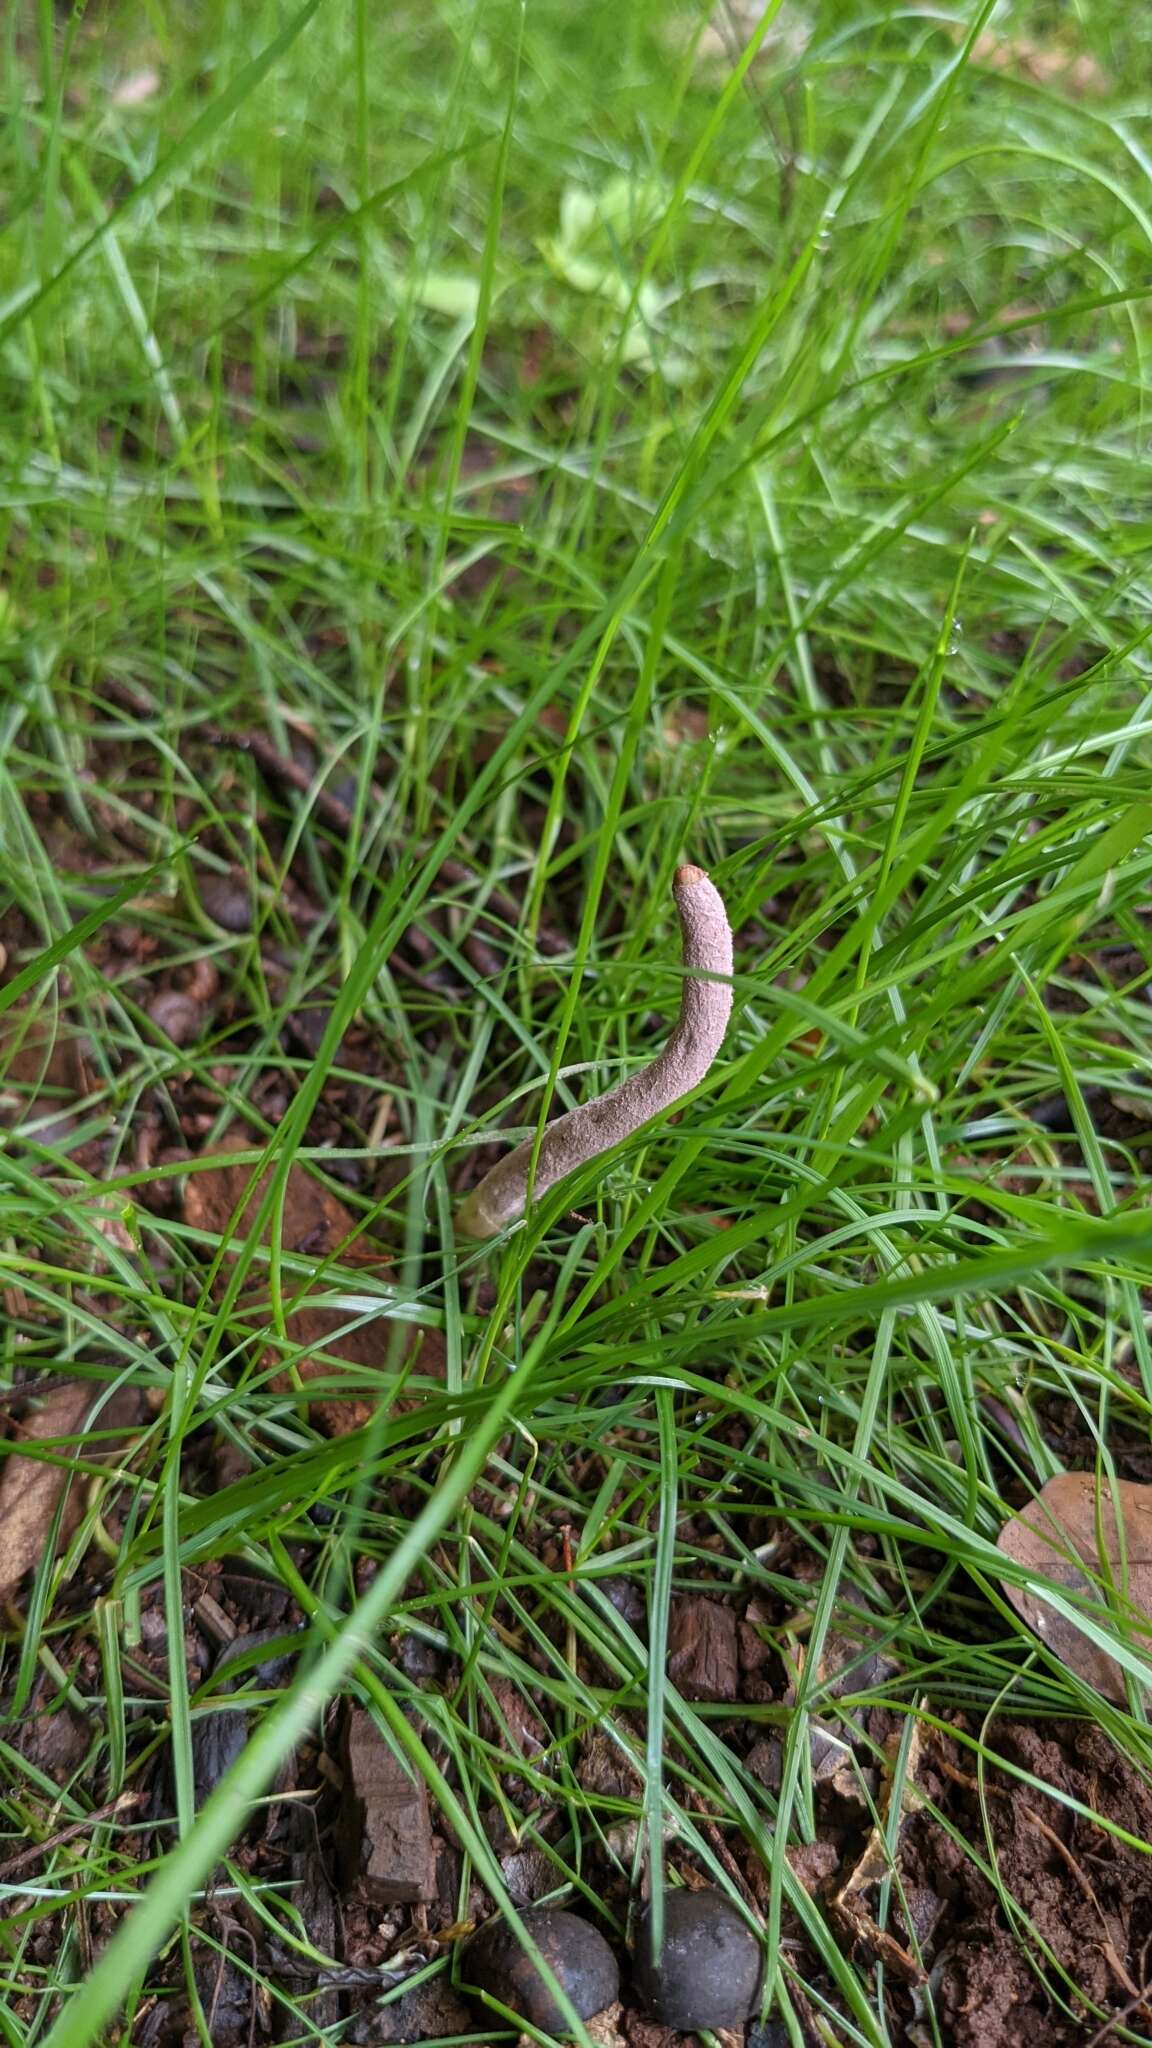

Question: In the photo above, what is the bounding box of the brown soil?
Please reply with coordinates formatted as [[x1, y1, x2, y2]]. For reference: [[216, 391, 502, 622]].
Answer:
[[907, 1721, 1152, 2046]]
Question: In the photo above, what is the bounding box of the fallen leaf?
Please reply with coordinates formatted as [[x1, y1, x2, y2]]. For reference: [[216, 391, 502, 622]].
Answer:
[[184, 1130, 443, 1434], [183, 1129, 363, 1264], [996, 1473, 1152, 1700], [485, 1676, 548, 1764], [265, 1302, 445, 1436], [0, 1012, 88, 1146], [0, 1383, 103, 1604]]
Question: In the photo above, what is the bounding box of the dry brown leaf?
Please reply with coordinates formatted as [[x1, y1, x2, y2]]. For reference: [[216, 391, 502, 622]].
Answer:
[[0, 1383, 102, 1604], [0, 1381, 149, 1606], [0, 1012, 89, 1145], [183, 1128, 360, 1257], [996, 1473, 1152, 1700], [184, 1129, 443, 1434], [485, 1676, 548, 1763]]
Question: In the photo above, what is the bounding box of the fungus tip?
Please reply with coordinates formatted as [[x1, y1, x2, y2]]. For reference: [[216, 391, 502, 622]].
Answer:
[[455, 863, 733, 1240]]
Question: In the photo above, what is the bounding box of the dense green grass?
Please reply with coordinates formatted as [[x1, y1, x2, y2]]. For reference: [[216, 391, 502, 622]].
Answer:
[[3, 0, 1152, 2042]]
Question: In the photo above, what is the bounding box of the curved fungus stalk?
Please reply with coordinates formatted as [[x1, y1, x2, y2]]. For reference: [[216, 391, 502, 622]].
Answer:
[[456, 864, 733, 1240]]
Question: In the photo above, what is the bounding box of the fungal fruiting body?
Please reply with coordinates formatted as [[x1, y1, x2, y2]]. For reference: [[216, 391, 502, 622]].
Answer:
[[456, 864, 733, 1239]]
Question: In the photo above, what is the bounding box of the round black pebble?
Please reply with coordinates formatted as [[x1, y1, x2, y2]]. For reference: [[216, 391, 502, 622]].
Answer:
[[199, 874, 252, 932], [466, 1909, 619, 2033], [634, 1888, 763, 2031]]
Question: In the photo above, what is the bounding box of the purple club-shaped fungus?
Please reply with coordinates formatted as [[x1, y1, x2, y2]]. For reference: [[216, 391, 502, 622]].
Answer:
[[456, 864, 733, 1239]]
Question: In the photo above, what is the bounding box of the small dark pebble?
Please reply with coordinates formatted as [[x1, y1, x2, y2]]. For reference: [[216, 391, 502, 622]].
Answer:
[[284, 1005, 334, 1057], [466, 1909, 619, 2033], [199, 874, 252, 932], [148, 990, 203, 1046], [634, 1888, 763, 2031], [601, 1576, 648, 1634], [398, 1631, 445, 1682], [191, 1628, 296, 1808], [217, 1556, 292, 1626]]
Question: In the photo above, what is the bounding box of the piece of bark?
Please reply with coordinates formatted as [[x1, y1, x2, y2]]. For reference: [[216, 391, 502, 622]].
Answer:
[[268, 1763, 340, 2037], [339, 1706, 435, 1904], [285, 1866, 339, 2037], [997, 1473, 1152, 1701], [500, 1844, 559, 1906], [738, 1597, 774, 1674], [805, 1604, 899, 1699], [666, 1596, 739, 1703], [194, 1951, 253, 2048], [745, 1737, 781, 1792], [217, 1558, 294, 1629]]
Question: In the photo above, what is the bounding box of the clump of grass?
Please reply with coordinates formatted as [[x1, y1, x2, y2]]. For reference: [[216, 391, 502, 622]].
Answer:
[[3, 2, 1152, 2045]]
